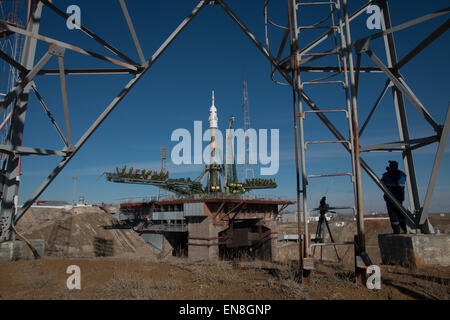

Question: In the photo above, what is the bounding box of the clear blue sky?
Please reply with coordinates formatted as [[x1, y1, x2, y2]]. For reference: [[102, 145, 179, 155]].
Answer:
[[8, 0, 449, 213]]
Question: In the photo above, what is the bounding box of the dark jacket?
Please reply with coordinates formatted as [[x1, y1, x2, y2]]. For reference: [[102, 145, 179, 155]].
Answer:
[[381, 169, 406, 202]]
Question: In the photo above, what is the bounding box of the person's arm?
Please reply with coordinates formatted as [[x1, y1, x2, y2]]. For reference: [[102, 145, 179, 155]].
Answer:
[[398, 172, 406, 185]]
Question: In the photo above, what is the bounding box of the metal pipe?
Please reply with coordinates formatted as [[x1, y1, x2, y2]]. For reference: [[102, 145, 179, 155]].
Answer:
[[31, 84, 68, 146], [57, 52, 72, 147], [359, 80, 390, 137], [0, 111, 12, 131], [119, 0, 146, 65], [343, 0, 365, 256], [420, 105, 450, 225]]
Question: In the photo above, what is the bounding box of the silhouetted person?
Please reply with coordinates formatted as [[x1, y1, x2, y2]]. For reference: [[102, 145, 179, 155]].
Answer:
[[381, 161, 407, 234], [319, 196, 329, 215], [316, 197, 330, 242]]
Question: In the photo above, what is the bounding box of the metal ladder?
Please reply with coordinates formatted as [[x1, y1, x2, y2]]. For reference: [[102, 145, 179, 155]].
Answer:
[[292, 0, 360, 269]]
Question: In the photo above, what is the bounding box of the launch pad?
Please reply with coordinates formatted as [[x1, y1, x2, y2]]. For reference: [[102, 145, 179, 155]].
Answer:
[[111, 91, 293, 261], [120, 196, 293, 261], [0, 0, 448, 284]]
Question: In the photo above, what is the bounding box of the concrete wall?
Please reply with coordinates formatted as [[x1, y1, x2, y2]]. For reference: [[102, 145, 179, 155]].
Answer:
[[187, 217, 280, 262], [378, 234, 450, 267], [264, 220, 279, 261], [187, 216, 225, 261]]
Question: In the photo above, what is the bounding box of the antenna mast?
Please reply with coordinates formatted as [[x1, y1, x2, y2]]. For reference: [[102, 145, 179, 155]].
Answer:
[[242, 78, 254, 180], [158, 147, 169, 200]]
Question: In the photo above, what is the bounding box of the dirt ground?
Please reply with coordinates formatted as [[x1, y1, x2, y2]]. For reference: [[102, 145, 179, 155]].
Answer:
[[1, 208, 449, 300], [15, 206, 159, 259], [0, 256, 448, 300]]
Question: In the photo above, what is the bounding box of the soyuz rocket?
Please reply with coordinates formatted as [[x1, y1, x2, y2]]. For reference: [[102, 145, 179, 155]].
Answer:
[[209, 90, 218, 165]]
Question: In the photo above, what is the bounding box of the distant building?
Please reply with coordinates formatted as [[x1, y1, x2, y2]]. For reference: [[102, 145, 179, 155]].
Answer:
[[35, 200, 71, 207], [278, 212, 297, 223], [32, 200, 73, 209]]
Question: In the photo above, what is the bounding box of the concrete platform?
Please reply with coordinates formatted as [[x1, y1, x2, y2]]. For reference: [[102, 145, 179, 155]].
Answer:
[[378, 234, 450, 268], [0, 240, 45, 261]]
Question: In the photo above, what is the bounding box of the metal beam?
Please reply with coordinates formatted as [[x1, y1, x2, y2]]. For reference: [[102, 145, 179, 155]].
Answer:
[[55, 49, 73, 147], [420, 105, 450, 225], [354, 52, 361, 97], [30, 84, 68, 146], [359, 80, 391, 137], [38, 68, 136, 75], [298, 66, 381, 73], [379, 0, 422, 224], [0, 145, 67, 157], [360, 135, 439, 152], [343, 0, 366, 262], [0, 0, 43, 242], [119, 0, 146, 65], [397, 19, 450, 70], [0, 48, 28, 74]]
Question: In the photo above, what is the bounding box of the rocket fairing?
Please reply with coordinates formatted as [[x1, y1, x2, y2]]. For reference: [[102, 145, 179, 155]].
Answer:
[[209, 90, 218, 129]]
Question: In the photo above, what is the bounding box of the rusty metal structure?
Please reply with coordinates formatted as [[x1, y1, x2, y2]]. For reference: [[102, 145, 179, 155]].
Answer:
[[265, 0, 450, 281], [264, 0, 449, 281], [0, 0, 448, 283], [119, 195, 293, 259]]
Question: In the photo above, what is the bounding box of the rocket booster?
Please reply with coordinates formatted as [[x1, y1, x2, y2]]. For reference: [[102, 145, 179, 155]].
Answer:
[[209, 90, 218, 165], [209, 90, 218, 129]]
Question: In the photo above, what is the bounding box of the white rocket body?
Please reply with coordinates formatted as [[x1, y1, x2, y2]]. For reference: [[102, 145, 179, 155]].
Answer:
[[209, 90, 218, 129], [209, 91, 218, 165]]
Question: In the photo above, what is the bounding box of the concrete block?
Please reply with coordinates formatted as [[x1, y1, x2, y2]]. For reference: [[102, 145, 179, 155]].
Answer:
[[378, 234, 450, 268], [187, 216, 225, 261], [0, 240, 45, 261]]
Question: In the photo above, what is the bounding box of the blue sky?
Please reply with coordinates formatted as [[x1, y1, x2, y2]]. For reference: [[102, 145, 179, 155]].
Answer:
[[2, 1, 449, 213]]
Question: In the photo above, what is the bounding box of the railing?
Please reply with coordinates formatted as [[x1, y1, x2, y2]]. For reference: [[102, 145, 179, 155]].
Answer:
[[158, 193, 294, 203]]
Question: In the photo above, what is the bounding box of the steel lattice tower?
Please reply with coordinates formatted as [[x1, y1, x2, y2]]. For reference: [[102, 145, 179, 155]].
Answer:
[[242, 78, 254, 180], [158, 147, 169, 200]]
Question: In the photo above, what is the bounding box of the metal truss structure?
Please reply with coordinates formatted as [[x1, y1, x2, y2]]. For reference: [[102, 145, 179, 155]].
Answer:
[[264, 0, 449, 281], [0, 0, 448, 283]]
